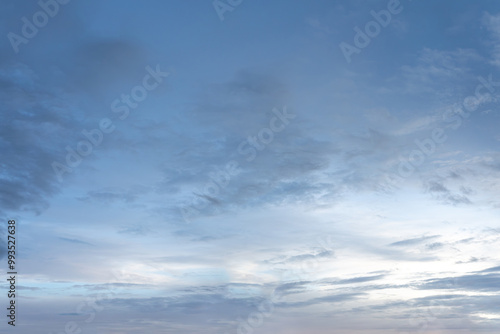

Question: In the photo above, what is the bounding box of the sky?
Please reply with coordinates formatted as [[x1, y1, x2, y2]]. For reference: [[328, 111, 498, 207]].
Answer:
[[0, 0, 499, 333]]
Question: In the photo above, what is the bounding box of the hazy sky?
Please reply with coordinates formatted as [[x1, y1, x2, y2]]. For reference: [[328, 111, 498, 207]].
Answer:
[[1, 0, 500, 333]]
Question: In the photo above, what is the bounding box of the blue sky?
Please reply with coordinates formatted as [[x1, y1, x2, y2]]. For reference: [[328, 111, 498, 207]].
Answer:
[[0, 0, 500, 333]]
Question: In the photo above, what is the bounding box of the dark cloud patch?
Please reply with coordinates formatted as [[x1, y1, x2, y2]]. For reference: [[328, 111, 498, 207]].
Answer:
[[60, 40, 149, 101], [274, 281, 310, 296], [78, 185, 150, 204], [456, 256, 480, 264], [264, 249, 335, 266], [419, 273, 500, 292], [194, 193, 221, 206], [478, 265, 500, 273], [17, 285, 42, 291], [279, 292, 364, 308], [226, 70, 287, 97], [424, 179, 473, 206], [100, 291, 270, 331], [0, 63, 85, 216], [446, 193, 472, 205], [366, 294, 467, 315], [448, 171, 463, 179], [389, 235, 440, 247], [285, 250, 335, 263], [326, 274, 387, 285], [147, 255, 220, 266], [72, 283, 155, 291], [118, 224, 151, 236], [58, 237, 92, 245], [459, 186, 474, 195], [455, 237, 475, 244], [427, 180, 449, 193], [192, 235, 219, 242], [426, 242, 444, 250]]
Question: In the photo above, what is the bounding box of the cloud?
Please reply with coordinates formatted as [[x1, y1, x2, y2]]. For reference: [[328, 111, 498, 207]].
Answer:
[[483, 12, 500, 66], [397, 48, 483, 97], [478, 265, 500, 273], [424, 179, 473, 206], [456, 256, 480, 264], [322, 274, 387, 285], [419, 273, 500, 292], [78, 185, 150, 204], [274, 281, 311, 296], [0, 63, 81, 216], [427, 180, 449, 193], [278, 292, 365, 308], [389, 235, 440, 247], [58, 237, 92, 245], [267, 249, 335, 265], [151, 71, 346, 220]]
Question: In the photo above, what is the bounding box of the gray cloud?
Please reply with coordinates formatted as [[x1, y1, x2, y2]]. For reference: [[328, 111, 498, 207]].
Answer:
[[78, 185, 150, 204], [58, 237, 92, 245], [323, 274, 387, 285], [389, 235, 440, 247], [419, 273, 500, 292], [478, 265, 500, 273], [0, 63, 81, 216], [279, 292, 364, 308]]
